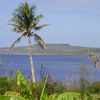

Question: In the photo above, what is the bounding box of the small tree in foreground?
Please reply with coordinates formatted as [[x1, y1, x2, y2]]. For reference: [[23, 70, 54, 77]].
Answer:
[[8, 2, 48, 83]]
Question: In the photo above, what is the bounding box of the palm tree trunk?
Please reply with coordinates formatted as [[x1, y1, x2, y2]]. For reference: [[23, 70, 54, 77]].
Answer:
[[28, 37, 35, 83]]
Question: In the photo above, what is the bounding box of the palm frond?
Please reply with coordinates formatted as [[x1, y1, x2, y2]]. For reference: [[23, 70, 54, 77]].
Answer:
[[11, 18, 26, 27], [9, 1, 47, 52], [29, 20, 37, 29], [24, 1, 36, 17], [11, 2, 36, 32], [33, 33, 46, 49], [23, 2, 30, 18], [36, 14, 43, 19], [35, 14, 43, 23], [9, 34, 24, 50], [8, 23, 25, 33], [35, 24, 49, 30], [9, 1, 48, 37]]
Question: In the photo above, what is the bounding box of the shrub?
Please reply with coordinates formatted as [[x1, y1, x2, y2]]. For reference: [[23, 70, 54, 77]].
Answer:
[[45, 80, 66, 95], [79, 64, 93, 100], [31, 82, 44, 100], [91, 81, 100, 94], [80, 78, 92, 100], [0, 76, 11, 95]]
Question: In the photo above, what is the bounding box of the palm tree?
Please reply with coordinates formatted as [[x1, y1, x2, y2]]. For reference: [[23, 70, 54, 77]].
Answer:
[[8, 2, 48, 83]]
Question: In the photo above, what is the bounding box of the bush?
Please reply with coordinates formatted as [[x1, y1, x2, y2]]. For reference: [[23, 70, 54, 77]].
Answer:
[[0, 76, 20, 95], [91, 81, 100, 94], [0, 76, 11, 95], [45, 80, 66, 95], [31, 75, 66, 99], [9, 79, 20, 93], [30, 82, 44, 100]]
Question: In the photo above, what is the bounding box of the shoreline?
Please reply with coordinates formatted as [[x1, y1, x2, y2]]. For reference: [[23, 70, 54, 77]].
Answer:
[[0, 53, 88, 56]]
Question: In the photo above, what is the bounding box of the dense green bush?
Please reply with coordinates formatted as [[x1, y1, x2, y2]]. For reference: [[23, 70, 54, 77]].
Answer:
[[91, 81, 100, 94], [79, 65, 93, 100], [0, 74, 66, 99], [45, 80, 66, 95], [80, 78, 92, 100], [0, 76, 20, 95], [0, 76, 11, 95], [0, 71, 100, 100], [9, 79, 20, 93], [31, 82, 44, 100]]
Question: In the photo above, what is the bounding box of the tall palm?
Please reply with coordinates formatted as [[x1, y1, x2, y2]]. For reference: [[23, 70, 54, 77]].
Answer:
[[8, 2, 48, 83]]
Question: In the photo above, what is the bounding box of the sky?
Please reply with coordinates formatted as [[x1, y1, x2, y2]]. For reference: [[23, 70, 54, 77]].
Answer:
[[0, 0, 100, 47]]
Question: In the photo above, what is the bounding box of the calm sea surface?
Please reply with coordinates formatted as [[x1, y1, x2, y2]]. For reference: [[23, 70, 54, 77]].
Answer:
[[0, 54, 99, 81]]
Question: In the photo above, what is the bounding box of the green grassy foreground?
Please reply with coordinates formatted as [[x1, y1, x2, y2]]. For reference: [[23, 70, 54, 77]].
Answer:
[[0, 93, 99, 100], [0, 71, 99, 100]]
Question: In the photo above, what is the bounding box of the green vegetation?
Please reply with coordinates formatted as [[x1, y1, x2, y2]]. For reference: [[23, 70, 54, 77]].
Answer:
[[91, 81, 100, 94], [0, 76, 11, 95], [0, 96, 26, 100], [0, 1, 99, 100], [0, 71, 99, 100], [8, 1, 48, 82]]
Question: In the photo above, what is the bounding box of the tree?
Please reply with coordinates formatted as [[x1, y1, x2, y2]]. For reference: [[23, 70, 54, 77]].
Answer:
[[8, 2, 48, 83]]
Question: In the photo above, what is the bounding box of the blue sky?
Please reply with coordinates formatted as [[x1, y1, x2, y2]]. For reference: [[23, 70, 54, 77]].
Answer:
[[0, 0, 100, 47]]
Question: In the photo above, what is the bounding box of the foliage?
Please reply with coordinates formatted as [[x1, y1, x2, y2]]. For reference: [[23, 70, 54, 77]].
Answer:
[[39, 67, 67, 95], [9, 1, 48, 83], [88, 50, 98, 67], [91, 81, 100, 94], [39, 66, 66, 96], [79, 65, 92, 100], [45, 80, 66, 95], [48, 93, 58, 100], [0, 71, 99, 100], [80, 78, 92, 100], [40, 75, 48, 100], [0, 96, 26, 100], [31, 82, 44, 100], [92, 94, 100, 100], [15, 71, 49, 100], [0, 93, 99, 100], [16, 71, 34, 100], [5, 91, 20, 96], [0, 76, 11, 95], [30, 75, 49, 100], [9, 1, 48, 50], [56, 92, 80, 100], [42, 92, 80, 100], [9, 78, 20, 93]]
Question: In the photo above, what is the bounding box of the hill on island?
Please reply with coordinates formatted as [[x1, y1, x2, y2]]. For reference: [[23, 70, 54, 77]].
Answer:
[[0, 44, 100, 55]]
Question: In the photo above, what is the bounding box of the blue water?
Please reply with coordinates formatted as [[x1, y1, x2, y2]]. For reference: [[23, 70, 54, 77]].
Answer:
[[0, 54, 99, 81]]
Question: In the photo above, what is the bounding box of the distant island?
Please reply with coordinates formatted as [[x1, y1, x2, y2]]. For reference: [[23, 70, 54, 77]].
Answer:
[[0, 44, 100, 55]]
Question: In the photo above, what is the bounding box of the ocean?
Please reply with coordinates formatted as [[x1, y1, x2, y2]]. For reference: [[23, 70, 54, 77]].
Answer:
[[0, 54, 99, 81]]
